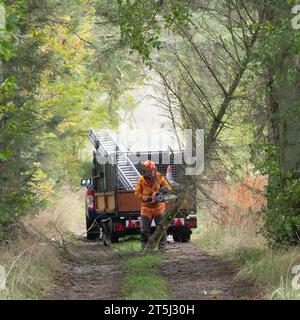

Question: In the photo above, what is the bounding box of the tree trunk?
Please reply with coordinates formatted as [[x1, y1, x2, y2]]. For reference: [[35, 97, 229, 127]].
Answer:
[[145, 186, 190, 251], [263, 2, 300, 179]]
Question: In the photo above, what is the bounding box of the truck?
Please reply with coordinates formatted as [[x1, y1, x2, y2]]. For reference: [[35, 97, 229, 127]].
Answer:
[[81, 129, 197, 245]]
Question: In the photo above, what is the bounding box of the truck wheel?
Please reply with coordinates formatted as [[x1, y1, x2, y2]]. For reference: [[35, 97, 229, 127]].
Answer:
[[107, 219, 119, 243], [173, 232, 179, 242], [102, 219, 119, 245], [86, 216, 99, 240], [109, 233, 119, 243], [103, 232, 119, 245], [173, 227, 191, 243]]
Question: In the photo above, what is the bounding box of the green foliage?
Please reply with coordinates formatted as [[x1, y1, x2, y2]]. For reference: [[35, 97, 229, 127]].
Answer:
[[0, 1, 67, 227], [0, 0, 141, 231], [67, 160, 93, 190], [117, 0, 300, 249], [117, 0, 191, 62], [254, 144, 281, 177], [255, 144, 300, 245], [252, 1, 300, 246], [262, 177, 300, 246], [117, 0, 163, 62]]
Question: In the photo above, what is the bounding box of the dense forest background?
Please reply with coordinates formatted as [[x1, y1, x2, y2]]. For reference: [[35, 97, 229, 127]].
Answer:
[[1, 0, 299, 244], [0, 0, 142, 235], [117, 0, 300, 246]]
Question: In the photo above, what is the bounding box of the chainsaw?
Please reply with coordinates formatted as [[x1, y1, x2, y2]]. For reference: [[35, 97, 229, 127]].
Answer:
[[152, 186, 178, 203], [144, 187, 177, 203], [154, 192, 178, 203]]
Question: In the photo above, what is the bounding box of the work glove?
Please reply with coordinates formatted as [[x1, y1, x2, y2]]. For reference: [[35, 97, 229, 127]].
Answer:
[[155, 193, 165, 203], [142, 195, 152, 202], [159, 186, 169, 194]]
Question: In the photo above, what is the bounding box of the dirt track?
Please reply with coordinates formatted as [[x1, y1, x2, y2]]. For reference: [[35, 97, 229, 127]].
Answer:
[[161, 242, 262, 300], [52, 240, 123, 300], [50, 237, 262, 300]]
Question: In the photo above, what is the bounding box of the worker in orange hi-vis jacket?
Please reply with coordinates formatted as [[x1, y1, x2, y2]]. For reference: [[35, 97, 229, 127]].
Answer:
[[134, 160, 172, 250]]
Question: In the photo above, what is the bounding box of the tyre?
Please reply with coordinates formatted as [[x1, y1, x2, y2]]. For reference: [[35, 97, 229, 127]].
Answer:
[[103, 233, 119, 246], [101, 218, 119, 245], [173, 227, 191, 243], [109, 233, 119, 243], [172, 232, 179, 242], [86, 216, 100, 240]]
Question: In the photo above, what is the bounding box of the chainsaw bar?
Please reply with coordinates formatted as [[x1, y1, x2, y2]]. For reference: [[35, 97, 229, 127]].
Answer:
[[163, 194, 178, 201], [155, 194, 178, 202]]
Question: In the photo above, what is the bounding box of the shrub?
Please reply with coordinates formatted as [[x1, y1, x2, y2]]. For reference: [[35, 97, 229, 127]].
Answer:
[[262, 178, 300, 246]]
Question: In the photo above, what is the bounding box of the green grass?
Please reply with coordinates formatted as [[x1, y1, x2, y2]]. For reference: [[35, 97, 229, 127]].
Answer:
[[122, 254, 170, 300], [112, 237, 170, 299], [0, 189, 85, 300], [0, 242, 61, 300], [194, 213, 300, 300], [237, 248, 300, 299], [112, 237, 141, 254]]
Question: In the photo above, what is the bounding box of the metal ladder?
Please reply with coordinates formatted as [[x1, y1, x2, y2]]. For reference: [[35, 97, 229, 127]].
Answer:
[[88, 129, 141, 190]]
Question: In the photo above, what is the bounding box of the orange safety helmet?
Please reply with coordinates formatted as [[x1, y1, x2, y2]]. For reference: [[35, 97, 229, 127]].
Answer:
[[143, 160, 156, 180], [143, 160, 156, 170]]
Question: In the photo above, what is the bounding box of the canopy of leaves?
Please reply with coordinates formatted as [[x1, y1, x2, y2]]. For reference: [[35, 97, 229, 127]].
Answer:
[[0, 0, 142, 229]]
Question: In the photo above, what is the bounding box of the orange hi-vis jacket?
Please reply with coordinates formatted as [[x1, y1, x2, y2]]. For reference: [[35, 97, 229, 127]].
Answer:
[[134, 172, 172, 218]]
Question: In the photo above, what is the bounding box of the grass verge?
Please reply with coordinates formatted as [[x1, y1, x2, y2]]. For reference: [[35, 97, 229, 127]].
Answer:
[[0, 188, 85, 300], [194, 211, 300, 300], [114, 238, 170, 300], [123, 254, 169, 300], [0, 228, 62, 300]]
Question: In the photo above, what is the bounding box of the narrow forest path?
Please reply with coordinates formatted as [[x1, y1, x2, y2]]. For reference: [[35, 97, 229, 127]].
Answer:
[[44, 190, 262, 300], [50, 236, 262, 300]]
